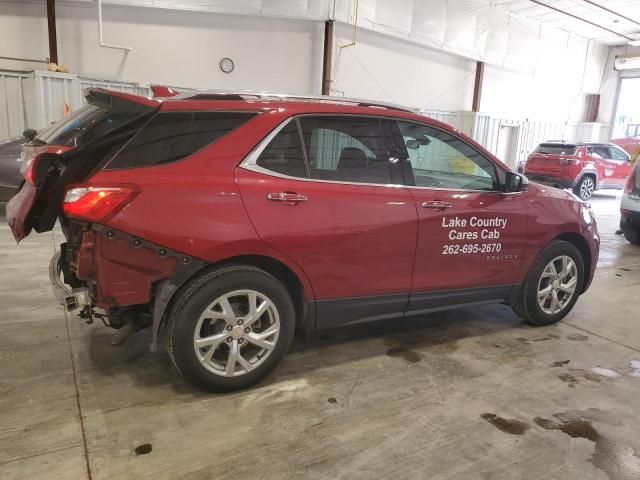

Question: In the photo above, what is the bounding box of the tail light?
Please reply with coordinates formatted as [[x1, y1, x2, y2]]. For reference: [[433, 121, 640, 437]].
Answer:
[[559, 157, 579, 165], [625, 169, 637, 194], [20, 146, 73, 186], [63, 184, 139, 222]]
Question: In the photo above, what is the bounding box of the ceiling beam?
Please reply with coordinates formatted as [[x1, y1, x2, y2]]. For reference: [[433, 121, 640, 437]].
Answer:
[[529, 0, 635, 41], [580, 0, 640, 30]]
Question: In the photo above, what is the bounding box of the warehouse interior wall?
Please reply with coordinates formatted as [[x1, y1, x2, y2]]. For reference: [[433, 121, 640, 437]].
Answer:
[[0, 1, 323, 93], [0, 0, 621, 125], [331, 23, 476, 112]]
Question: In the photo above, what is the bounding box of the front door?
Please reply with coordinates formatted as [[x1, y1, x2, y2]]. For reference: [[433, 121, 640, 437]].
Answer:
[[391, 120, 528, 312], [609, 145, 633, 186], [588, 145, 632, 188], [235, 115, 417, 328]]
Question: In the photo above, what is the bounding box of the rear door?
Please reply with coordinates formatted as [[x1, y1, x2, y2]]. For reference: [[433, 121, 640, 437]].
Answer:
[[6, 90, 157, 241], [235, 115, 418, 328], [390, 120, 527, 311]]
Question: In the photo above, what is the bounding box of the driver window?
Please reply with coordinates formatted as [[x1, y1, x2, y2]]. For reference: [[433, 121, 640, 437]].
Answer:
[[396, 121, 501, 191]]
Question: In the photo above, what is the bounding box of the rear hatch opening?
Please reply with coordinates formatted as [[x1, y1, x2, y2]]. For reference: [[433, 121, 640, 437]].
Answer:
[[6, 88, 159, 242], [526, 143, 580, 176]]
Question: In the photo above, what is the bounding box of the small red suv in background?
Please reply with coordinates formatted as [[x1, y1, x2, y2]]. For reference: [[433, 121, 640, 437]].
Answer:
[[7, 89, 599, 391], [525, 142, 632, 200]]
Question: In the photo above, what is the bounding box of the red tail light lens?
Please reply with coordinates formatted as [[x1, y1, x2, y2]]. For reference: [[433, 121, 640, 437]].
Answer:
[[625, 169, 637, 194], [559, 157, 579, 165], [63, 185, 139, 222]]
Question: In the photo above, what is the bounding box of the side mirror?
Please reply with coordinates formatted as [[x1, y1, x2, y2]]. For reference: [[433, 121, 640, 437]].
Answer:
[[23, 128, 37, 141], [505, 172, 528, 193], [406, 139, 419, 150]]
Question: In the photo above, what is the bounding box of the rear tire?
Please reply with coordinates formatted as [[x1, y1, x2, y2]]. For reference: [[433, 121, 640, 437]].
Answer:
[[512, 241, 584, 326], [574, 175, 595, 200], [624, 227, 640, 245], [165, 265, 295, 392]]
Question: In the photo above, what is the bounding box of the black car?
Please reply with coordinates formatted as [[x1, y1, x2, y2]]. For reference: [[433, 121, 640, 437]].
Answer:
[[0, 136, 25, 203]]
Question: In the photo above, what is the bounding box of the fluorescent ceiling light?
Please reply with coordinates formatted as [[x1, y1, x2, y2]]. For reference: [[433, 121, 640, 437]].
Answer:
[[629, 40, 640, 46]]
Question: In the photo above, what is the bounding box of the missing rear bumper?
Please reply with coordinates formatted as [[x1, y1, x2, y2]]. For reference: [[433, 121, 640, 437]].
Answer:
[[49, 251, 90, 312]]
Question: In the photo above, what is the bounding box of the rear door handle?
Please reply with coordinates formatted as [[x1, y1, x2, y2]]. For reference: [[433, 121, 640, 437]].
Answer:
[[266, 192, 308, 205], [421, 200, 452, 211]]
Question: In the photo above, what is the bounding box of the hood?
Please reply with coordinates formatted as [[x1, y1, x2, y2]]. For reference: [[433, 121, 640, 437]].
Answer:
[[527, 181, 584, 203]]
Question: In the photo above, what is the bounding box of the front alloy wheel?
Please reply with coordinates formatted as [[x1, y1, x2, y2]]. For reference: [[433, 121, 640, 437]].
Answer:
[[537, 256, 578, 315], [512, 240, 584, 326]]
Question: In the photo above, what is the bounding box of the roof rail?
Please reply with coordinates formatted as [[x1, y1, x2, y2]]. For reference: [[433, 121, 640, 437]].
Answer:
[[171, 89, 418, 113]]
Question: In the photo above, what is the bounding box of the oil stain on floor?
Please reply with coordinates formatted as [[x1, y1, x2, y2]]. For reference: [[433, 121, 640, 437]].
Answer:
[[534, 410, 640, 480], [386, 347, 422, 363], [480, 413, 530, 435]]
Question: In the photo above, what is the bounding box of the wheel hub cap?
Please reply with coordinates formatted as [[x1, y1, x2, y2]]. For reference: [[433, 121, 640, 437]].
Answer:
[[231, 325, 245, 339]]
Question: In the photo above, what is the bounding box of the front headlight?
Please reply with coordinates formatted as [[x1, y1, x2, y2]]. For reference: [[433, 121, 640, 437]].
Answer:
[[582, 203, 595, 225]]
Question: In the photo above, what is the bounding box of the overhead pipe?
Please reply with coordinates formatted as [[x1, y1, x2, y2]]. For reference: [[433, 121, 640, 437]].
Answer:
[[98, 0, 132, 52], [340, 0, 359, 49], [529, 0, 634, 42]]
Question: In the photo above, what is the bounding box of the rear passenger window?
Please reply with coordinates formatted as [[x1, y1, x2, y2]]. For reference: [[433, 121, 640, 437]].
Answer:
[[588, 146, 611, 159], [299, 116, 391, 184], [106, 111, 255, 169], [256, 122, 307, 178]]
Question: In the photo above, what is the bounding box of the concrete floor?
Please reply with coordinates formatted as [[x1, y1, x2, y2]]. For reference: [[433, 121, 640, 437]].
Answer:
[[1, 192, 640, 480]]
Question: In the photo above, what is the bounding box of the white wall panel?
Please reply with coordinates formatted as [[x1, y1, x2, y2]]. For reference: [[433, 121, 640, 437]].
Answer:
[[0, 72, 29, 138]]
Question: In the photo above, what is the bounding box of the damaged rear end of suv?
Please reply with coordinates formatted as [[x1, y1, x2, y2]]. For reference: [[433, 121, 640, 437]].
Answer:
[[7, 89, 264, 380]]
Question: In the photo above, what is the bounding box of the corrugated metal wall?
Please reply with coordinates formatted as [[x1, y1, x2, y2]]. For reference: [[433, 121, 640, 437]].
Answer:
[[423, 109, 610, 168], [0, 70, 200, 136], [0, 71, 30, 138], [77, 77, 151, 106], [0, 70, 612, 170]]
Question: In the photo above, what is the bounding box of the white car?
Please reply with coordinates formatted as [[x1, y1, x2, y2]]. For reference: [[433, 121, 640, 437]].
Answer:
[[620, 161, 640, 245]]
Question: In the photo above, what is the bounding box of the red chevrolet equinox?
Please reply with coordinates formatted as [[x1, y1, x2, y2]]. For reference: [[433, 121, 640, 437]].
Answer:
[[7, 89, 599, 391], [525, 142, 632, 200]]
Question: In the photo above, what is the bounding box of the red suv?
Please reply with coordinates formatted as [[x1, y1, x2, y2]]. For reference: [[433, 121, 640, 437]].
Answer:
[[7, 89, 599, 391], [525, 142, 632, 200]]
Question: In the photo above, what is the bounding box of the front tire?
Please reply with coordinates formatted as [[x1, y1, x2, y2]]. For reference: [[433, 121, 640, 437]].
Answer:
[[623, 227, 640, 245], [574, 175, 595, 200], [512, 240, 584, 326], [165, 265, 295, 392]]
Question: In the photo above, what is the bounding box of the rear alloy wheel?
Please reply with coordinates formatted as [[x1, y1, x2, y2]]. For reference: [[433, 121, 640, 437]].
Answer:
[[512, 240, 584, 326], [623, 227, 640, 245], [193, 289, 280, 378], [165, 266, 295, 392], [575, 176, 595, 200]]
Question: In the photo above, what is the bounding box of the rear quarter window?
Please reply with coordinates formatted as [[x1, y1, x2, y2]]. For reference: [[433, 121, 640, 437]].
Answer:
[[105, 111, 256, 169]]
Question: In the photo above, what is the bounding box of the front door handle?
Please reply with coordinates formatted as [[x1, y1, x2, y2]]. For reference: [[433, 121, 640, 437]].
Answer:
[[421, 200, 452, 211], [266, 192, 308, 205]]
